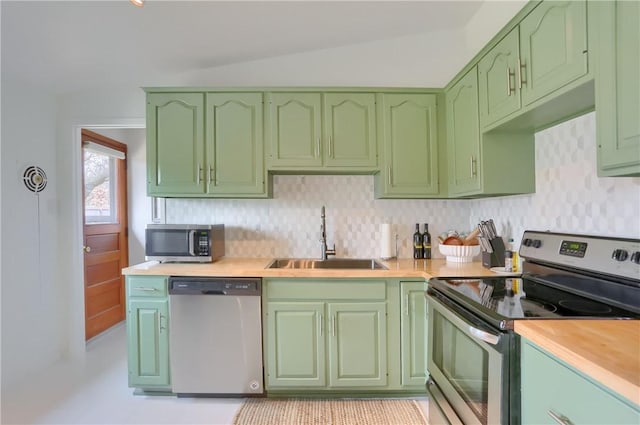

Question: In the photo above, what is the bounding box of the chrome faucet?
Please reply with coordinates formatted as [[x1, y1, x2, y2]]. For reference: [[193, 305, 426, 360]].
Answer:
[[320, 206, 336, 260]]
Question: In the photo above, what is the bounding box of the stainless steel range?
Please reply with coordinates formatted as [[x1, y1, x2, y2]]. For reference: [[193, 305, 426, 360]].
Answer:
[[426, 231, 640, 425]]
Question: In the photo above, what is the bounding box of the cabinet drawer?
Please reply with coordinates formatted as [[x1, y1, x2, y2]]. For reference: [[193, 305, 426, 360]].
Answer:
[[266, 279, 386, 300], [521, 341, 640, 424], [126, 276, 168, 298]]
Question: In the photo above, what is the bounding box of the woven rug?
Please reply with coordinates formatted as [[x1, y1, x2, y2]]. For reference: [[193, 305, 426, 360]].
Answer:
[[232, 398, 427, 425]]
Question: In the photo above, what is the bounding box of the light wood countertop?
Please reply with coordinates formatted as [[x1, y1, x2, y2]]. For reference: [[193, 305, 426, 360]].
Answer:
[[121, 257, 500, 279], [515, 320, 640, 406]]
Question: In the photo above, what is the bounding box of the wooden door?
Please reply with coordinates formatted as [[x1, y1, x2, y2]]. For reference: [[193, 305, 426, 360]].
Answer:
[[82, 129, 128, 340]]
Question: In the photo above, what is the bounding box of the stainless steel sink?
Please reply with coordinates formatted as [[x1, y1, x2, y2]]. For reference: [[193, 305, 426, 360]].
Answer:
[[266, 258, 388, 270]]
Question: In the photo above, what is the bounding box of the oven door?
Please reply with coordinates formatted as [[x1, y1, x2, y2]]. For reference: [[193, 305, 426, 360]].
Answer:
[[427, 290, 510, 425]]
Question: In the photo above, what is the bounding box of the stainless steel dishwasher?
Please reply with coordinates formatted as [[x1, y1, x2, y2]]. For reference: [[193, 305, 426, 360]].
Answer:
[[168, 276, 263, 396]]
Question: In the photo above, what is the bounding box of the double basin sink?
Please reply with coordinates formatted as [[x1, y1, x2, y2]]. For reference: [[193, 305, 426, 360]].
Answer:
[[267, 258, 388, 270]]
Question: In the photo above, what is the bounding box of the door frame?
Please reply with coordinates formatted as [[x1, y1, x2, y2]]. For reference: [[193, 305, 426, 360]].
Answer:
[[69, 119, 144, 358]]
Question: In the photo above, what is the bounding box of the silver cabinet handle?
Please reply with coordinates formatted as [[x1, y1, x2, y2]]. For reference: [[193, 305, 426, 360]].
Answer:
[[197, 165, 203, 184], [319, 313, 324, 336], [332, 315, 336, 337], [470, 156, 477, 177], [518, 58, 526, 89], [548, 410, 574, 425], [388, 166, 392, 186], [506, 66, 515, 96], [316, 138, 321, 158], [405, 294, 410, 316], [159, 313, 166, 333], [329, 136, 333, 158], [133, 287, 159, 292], [208, 165, 215, 184], [469, 326, 500, 345]]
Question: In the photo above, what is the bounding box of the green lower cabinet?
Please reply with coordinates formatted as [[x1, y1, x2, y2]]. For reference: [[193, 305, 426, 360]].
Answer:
[[400, 282, 427, 388], [521, 339, 640, 424], [266, 302, 326, 388], [126, 275, 170, 390], [594, 0, 640, 177], [328, 302, 387, 387]]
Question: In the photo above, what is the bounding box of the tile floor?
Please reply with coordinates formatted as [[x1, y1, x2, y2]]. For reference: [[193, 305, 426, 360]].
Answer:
[[2, 324, 429, 424]]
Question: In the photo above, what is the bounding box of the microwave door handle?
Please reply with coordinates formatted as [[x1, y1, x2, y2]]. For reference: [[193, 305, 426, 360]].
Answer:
[[188, 230, 196, 256]]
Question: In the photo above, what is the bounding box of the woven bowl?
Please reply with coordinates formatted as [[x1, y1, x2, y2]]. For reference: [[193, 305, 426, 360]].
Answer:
[[438, 244, 481, 262]]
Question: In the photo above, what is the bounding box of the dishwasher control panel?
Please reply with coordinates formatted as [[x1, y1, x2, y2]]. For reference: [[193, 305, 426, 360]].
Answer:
[[168, 276, 262, 296]]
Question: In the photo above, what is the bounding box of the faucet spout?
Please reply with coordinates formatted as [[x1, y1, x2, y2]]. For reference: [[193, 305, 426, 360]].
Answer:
[[320, 206, 336, 260]]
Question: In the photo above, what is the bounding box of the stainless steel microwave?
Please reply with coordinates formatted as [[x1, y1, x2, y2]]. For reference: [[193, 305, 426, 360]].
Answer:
[[145, 224, 225, 263]]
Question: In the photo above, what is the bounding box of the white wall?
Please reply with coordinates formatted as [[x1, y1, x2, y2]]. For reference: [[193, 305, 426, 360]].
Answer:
[[1, 81, 63, 389]]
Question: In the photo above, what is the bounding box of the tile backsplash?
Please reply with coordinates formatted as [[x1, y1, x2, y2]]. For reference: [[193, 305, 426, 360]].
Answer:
[[167, 112, 640, 258]]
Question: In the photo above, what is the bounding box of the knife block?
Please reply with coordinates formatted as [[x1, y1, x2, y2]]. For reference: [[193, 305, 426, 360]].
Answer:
[[482, 237, 506, 268]]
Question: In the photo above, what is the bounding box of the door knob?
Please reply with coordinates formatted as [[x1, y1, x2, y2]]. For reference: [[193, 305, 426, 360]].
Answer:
[[83, 245, 92, 253]]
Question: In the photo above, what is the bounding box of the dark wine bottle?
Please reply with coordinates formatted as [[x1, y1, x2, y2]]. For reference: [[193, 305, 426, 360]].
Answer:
[[422, 223, 432, 259], [413, 223, 423, 259]]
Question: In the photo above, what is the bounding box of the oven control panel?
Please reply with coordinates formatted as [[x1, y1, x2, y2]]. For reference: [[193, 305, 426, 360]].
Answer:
[[520, 231, 640, 281]]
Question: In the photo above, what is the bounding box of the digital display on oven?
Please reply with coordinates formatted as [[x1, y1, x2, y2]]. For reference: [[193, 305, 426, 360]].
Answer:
[[559, 240, 587, 258]]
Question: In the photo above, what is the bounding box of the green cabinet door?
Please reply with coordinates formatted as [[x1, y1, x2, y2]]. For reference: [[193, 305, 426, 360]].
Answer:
[[127, 298, 170, 388], [266, 302, 326, 388], [205, 93, 266, 195], [376, 93, 439, 198], [519, 1, 588, 107], [323, 93, 377, 168], [328, 302, 387, 388], [146, 92, 205, 196], [521, 340, 640, 424], [266, 93, 323, 168], [400, 282, 427, 388], [596, 0, 640, 176], [478, 29, 521, 128], [446, 67, 482, 196]]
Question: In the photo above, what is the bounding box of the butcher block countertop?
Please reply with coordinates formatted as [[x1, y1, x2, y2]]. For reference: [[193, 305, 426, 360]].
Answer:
[[121, 257, 499, 279], [515, 320, 640, 406]]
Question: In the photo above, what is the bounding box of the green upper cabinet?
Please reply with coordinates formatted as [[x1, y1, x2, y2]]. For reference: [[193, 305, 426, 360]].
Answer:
[[266, 92, 377, 172], [519, 1, 588, 107], [478, 1, 589, 129], [375, 93, 440, 198], [146, 91, 268, 197], [446, 67, 482, 196], [205, 93, 266, 195], [478, 29, 521, 128], [147, 92, 205, 196], [323, 93, 377, 168], [266, 92, 323, 168], [595, 0, 640, 177]]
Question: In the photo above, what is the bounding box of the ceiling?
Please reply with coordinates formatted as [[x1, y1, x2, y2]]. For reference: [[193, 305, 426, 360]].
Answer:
[[1, 1, 527, 94]]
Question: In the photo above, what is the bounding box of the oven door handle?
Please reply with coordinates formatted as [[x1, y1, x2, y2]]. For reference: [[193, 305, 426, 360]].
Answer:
[[469, 326, 500, 345], [428, 291, 502, 347]]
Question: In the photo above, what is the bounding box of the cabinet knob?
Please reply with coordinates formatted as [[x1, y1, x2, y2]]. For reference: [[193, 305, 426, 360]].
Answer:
[[83, 245, 91, 253]]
